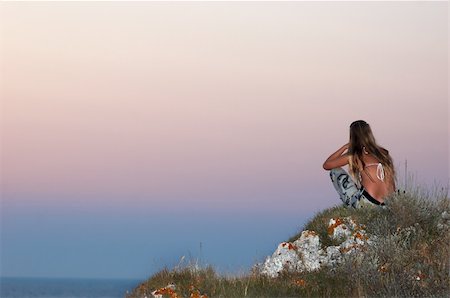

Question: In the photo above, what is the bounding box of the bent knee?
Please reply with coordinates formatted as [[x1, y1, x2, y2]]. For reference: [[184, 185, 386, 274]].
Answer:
[[329, 167, 345, 177]]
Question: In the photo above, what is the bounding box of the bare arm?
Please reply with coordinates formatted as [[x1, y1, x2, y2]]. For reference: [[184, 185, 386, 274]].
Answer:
[[323, 143, 350, 170]]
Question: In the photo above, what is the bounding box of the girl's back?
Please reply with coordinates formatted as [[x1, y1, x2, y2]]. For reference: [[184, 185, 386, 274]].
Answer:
[[358, 153, 395, 202]]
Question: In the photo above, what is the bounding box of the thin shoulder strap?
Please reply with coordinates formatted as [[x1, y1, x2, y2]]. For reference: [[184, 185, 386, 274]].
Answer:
[[365, 162, 380, 167]]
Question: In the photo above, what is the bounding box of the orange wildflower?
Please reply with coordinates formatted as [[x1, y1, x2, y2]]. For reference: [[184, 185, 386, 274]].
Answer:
[[189, 285, 208, 298], [294, 279, 306, 287]]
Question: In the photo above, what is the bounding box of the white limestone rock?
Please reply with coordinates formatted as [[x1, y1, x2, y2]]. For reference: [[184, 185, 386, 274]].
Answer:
[[325, 245, 342, 266], [259, 241, 301, 277], [257, 216, 373, 278], [437, 210, 450, 231], [328, 217, 355, 240], [151, 283, 176, 298], [293, 230, 325, 272]]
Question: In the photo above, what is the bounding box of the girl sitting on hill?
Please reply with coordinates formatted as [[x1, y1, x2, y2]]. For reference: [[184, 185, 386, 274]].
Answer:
[[323, 120, 396, 209]]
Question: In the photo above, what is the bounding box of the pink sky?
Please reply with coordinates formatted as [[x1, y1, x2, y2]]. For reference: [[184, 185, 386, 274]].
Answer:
[[1, 1, 448, 214], [0, 1, 448, 281]]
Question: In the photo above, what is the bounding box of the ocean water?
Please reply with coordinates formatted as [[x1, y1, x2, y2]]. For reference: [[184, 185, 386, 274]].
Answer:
[[0, 277, 143, 298]]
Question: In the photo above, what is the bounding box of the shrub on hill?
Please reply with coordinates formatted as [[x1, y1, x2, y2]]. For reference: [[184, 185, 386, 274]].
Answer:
[[126, 186, 449, 298]]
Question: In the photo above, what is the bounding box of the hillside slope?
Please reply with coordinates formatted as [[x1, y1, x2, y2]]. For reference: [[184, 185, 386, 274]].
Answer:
[[126, 187, 449, 297]]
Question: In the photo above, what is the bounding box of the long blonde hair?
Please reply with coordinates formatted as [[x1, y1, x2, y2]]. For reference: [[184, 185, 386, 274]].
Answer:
[[348, 120, 396, 191]]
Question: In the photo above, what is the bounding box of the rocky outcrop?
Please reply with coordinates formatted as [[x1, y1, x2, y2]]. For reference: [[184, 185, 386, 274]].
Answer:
[[150, 283, 208, 298], [151, 283, 178, 298], [255, 216, 375, 278], [437, 210, 450, 231]]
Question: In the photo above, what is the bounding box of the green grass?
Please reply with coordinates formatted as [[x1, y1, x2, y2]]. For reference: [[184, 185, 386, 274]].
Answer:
[[126, 185, 449, 298]]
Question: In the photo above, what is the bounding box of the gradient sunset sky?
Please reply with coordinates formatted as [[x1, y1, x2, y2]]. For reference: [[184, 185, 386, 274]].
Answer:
[[1, 1, 448, 279]]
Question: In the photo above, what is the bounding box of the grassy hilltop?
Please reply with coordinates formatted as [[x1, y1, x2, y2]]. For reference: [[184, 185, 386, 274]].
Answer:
[[126, 186, 449, 298]]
